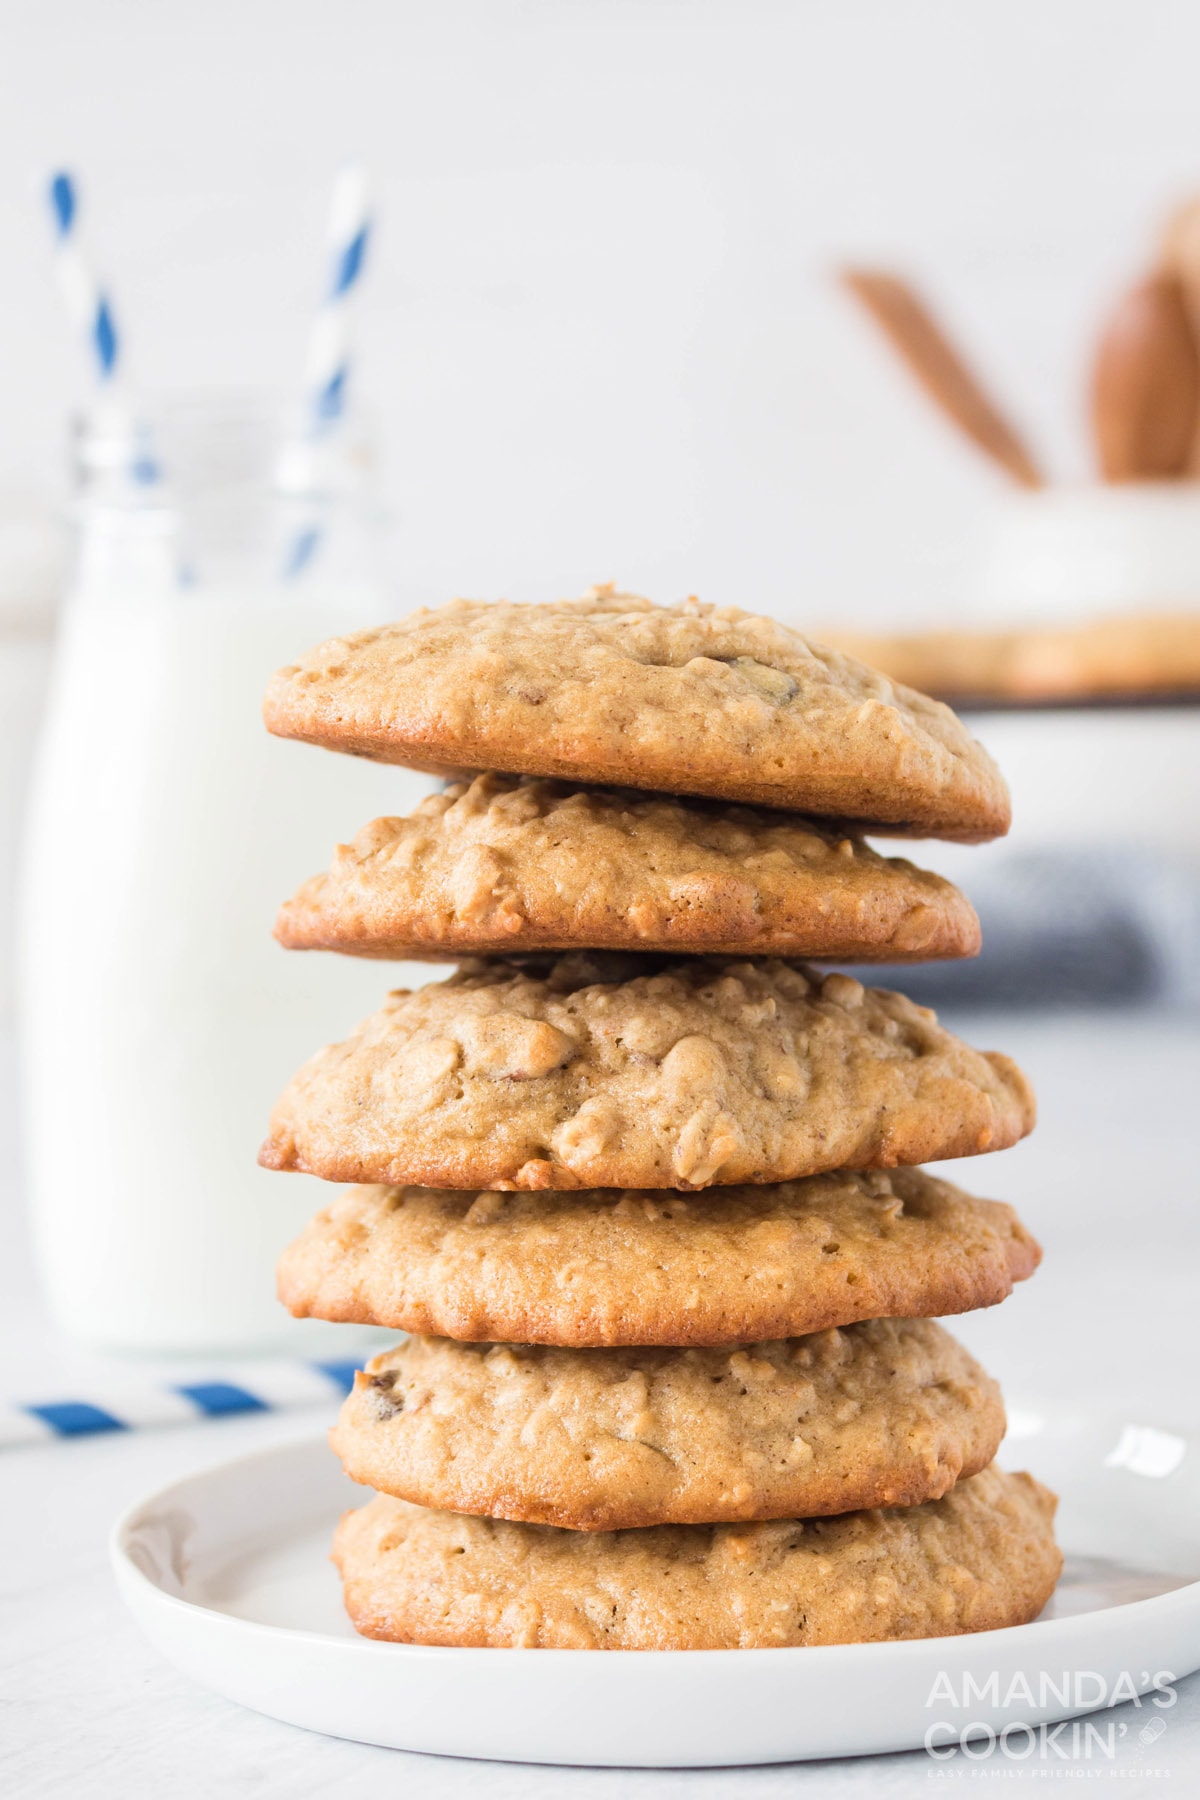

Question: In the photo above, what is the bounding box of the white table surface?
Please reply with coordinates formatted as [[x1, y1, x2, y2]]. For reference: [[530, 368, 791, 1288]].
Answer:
[[4, 1011, 1200, 1795]]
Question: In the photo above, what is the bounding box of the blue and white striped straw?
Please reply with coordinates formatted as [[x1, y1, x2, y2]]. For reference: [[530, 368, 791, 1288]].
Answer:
[[302, 162, 371, 433], [47, 171, 121, 387], [279, 164, 373, 579], [46, 168, 163, 489], [0, 1359, 361, 1449]]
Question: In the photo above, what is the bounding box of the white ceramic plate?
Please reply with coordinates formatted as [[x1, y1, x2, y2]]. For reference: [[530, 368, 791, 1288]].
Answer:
[[112, 1407, 1200, 1768]]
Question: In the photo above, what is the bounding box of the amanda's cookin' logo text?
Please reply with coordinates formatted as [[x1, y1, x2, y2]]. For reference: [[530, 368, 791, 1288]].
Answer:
[[923, 1669, 1177, 1763]]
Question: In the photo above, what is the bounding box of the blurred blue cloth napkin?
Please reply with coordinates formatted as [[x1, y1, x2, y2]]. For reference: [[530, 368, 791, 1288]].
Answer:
[[855, 849, 1200, 1009]]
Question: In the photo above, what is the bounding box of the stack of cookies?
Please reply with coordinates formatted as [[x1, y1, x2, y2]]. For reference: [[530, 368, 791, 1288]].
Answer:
[[262, 588, 1062, 1651]]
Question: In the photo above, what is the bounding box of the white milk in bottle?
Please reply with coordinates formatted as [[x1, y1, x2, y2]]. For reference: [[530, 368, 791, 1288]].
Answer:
[[20, 401, 428, 1352]]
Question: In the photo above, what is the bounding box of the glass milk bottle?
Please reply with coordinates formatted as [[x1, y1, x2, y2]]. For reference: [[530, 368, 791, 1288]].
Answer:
[[19, 397, 429, 1353]]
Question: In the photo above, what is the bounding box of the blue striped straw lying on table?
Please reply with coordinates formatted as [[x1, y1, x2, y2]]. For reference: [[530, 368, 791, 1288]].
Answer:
[[1, 1359, 360, 1448]]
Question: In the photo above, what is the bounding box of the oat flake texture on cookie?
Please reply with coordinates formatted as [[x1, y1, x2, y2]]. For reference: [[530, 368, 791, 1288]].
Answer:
[[274, 773, 983, 964], [260, 954, 1035, 1191], [262, 588, 1011, 841], [331, 1319, 1006, 1530], [332, 1464, 1062, 1651], [276, 1168, 1041, 1346], [260, 588, 1059, 1658]]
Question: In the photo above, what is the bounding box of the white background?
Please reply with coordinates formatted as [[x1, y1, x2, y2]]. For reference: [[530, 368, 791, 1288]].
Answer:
[[6, 0, 1200, 619], [5, 4, 1200, 1793]]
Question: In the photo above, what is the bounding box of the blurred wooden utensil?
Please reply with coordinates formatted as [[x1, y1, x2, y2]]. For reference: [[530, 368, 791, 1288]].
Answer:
[[1160, 196, 1200, 473], [1090, 271, 1199, 481], [840, 267, 1043, 488]]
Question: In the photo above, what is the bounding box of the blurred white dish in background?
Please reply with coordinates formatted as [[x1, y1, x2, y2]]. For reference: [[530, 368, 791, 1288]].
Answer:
[[892, 484, 1200, 877], [971, 483, 1200, 624], [926, 707, 1200, 879], [890, 702, 1200, 1007], [820, 483, 1200, 872], [19, 400, 429, 1356], [111, 1411, 1200, 1767]]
